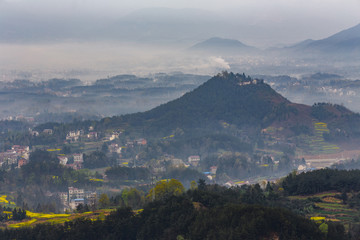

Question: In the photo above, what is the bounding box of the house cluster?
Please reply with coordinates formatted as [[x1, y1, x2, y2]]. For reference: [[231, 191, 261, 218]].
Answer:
[[57, 153, 84, 170], [66, 129, 101, 142], [58, 187, 97, 211], [238, 78, 264, 86], [0, 145, 30, 169]]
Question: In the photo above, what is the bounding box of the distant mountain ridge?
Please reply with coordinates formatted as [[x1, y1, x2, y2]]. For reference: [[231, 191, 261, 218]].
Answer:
[[189, 37, 259, 54], [290, 23, 360, 54]]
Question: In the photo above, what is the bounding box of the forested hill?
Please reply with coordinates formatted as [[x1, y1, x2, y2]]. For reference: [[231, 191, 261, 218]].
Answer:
[[98, 72, 296, 135]]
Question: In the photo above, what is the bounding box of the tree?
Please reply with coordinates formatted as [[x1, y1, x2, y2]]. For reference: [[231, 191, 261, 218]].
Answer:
[[101, 143, 109, 154], [146, 179, 185, 201], [126, 188, 144, 209], [198, 179, 206, 190], [319, 222, 328, 236], [12, 208, 26, 221], [341, 191, 348, 204], [190, 181, 197, 190], [265, 181, 273, 192], [98, 193, 110, 209], [84, 151, 114, 169]]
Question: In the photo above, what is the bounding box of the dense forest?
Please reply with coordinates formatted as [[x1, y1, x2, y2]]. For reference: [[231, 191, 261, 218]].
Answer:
[[282, 169, 360, 195], [1, 169, 360, 239], [0, 180, 347, 240]]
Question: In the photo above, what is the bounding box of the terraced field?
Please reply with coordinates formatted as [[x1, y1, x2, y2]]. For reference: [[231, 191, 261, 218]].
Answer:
[[289, 192, 360, 229], [299, 122, 340, 155]]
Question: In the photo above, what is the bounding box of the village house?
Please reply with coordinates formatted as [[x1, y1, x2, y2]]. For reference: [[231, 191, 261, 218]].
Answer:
[[105, 131, 120, 141], [84, 191, 97, 206], [58, 192, 69, 211], [29, 129, 39, 136], [126, 141, 134, 148], [135, 138, 147, 145], [69, 198, 85, 210], [12, 145, 30, 156], [210, 166, 218, 174], [188, 155, 200, 167], [18, 158, 28, 168], [168, 158, 185, 168], [0, 154, 14, 167], [73, 153, 83, 164], [109, 143, 122, 154], [43, 129, 53, 135], [58, 156, 68, 165], [68, 187, 85, 199], [66, 130, 81, 143], [61, 187, 97, 211], [225, 181, 234, 187], [67, 163, 81, 170], [86, 131, 98, 140], [65, 153, 83, 170]]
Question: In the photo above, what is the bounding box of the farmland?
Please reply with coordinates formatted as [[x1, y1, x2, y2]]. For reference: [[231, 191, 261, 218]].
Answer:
[[289, 191, 360, 230], [4, 209, 114, 229]]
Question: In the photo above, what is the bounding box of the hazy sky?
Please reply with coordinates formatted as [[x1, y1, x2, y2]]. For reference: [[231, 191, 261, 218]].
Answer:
[[1, 0, 360, 81], [1, 0, 360, 45]]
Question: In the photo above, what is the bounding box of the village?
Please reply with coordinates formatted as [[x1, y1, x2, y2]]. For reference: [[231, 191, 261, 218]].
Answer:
[[0, 125, 224, 212]]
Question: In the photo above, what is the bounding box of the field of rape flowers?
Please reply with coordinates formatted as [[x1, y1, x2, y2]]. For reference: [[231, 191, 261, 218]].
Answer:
[[0, 195, 16, 207], [7, 209, 114, 228]]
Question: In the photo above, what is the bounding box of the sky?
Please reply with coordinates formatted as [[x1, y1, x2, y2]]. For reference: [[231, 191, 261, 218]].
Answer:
[[1, 0, 360, 45], [1, 0, 360, 81]]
